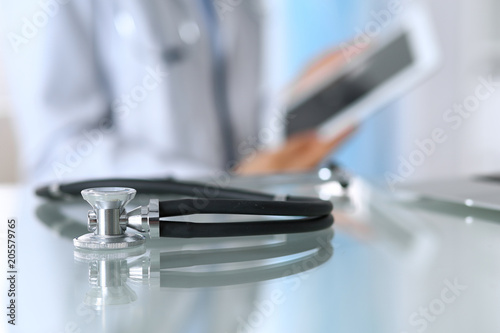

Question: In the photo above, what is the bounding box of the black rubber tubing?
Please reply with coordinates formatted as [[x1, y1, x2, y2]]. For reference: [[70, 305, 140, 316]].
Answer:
[[159, 198, 332, 217], [159, 215, 333, 238], [35, 177, 334, 238], [36, 178, 332, 215], [36, 178, 278, 201]]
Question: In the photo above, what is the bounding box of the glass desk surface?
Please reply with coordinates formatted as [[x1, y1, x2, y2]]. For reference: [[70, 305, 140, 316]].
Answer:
[[1, 174, 499, 333]]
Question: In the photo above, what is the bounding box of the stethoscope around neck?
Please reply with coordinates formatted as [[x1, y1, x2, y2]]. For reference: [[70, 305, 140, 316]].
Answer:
[[112, 0, 201, 64], [35, 178, 334, 251], [111, 0, 238, 162]]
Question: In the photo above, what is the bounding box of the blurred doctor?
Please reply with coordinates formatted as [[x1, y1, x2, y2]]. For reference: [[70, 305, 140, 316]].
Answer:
[[6, 0, 351, 183]]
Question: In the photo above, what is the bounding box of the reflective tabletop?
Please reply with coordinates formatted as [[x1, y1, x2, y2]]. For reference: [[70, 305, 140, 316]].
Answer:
[[2, 174, 500, 333]]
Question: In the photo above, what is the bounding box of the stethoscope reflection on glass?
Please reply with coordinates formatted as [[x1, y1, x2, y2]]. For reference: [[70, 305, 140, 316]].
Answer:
[[35, 177, 335, 251], [72, 228, 333, 308]]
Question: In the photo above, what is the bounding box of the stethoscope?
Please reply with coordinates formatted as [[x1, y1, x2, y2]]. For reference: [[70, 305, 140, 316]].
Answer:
[[35, 177, 335, 251], [54, 3, 339, 251]]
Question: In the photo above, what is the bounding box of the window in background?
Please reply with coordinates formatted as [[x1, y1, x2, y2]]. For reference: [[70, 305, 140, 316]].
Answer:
[[283, 0, 399, 181]]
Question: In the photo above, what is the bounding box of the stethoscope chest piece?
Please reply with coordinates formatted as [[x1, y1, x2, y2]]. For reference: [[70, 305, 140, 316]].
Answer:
[[74, 187, 146, 250]]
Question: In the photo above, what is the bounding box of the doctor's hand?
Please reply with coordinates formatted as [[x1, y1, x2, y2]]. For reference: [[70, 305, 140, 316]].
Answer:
[[236, 42, 364, 175], [235, 126, 356, 176]]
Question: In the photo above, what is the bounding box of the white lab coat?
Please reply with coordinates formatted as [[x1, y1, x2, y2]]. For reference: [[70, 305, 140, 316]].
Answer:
[[7, 0, 269, 183]]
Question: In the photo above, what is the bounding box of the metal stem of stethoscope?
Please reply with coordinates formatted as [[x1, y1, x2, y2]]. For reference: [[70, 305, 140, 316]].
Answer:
[[74, 187, 157, 250]]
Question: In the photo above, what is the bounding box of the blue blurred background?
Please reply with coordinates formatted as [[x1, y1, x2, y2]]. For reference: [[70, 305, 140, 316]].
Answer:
[[281, 0, 397, 180]]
